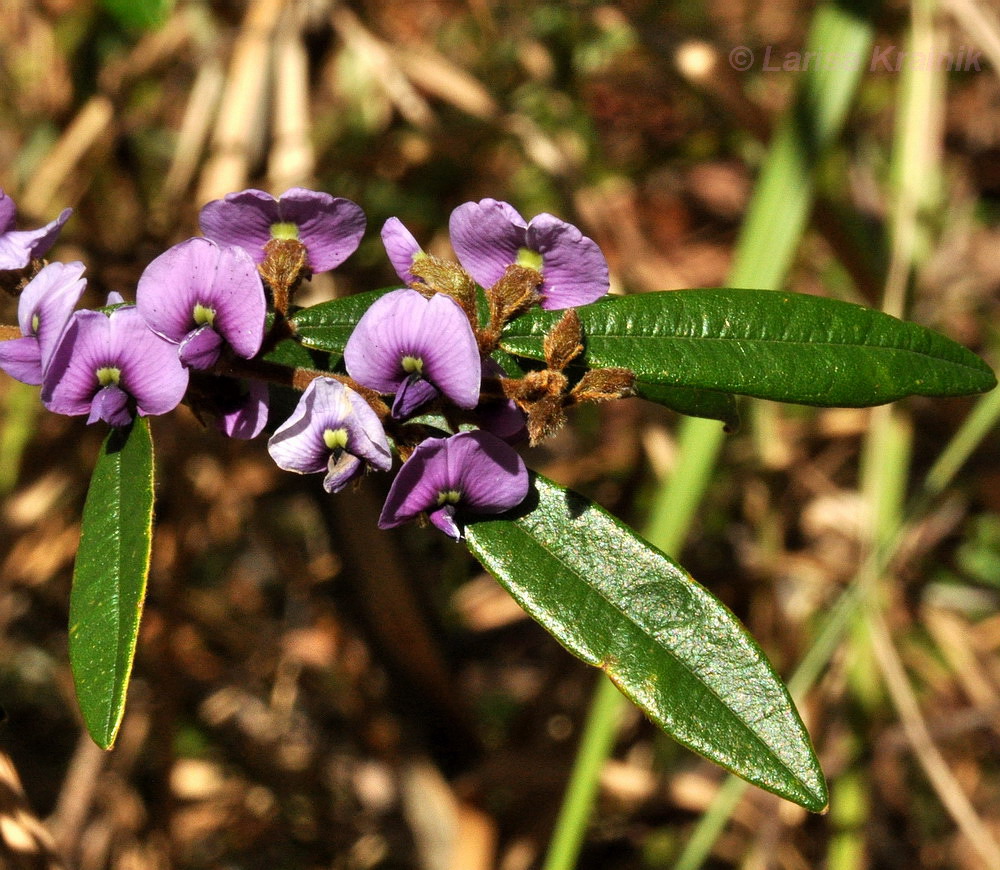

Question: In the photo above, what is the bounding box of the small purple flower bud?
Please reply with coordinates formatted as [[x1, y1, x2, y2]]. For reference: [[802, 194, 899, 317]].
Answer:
[[449, 198, 609, 310], [0, 261, 86, 385], [379, 430, 529, 540], [268, 377, 391, 492], [475, 356, 528, 444], [42, 306, 189, 426], [199, 187, 366, 274], [136, 237, 266, 370], [381, 217, 425, 284], [343, 289, 481, 419], [0, 189, 72, 271]]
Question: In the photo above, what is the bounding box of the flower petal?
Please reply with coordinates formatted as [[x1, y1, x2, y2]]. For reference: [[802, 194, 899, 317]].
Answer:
[[446, 430, 529, 513], [276, 188, 366, 273], [381, 217, 423, 284], [428, 505, 461, 540], [178, 325, 224, 369], [0, 336, 43, 384], [88, 384, 131, 427], [391, 374, 439, 419], [526, 213, 609, 309], [199, 189, 279, 263], [106, 307, 189, 416], [0, 190, 16, 232], [18, 261, 88, 373], [448, 199, 527, 289], [378, 436, 452, 528], [42, 310, 110, 416], [0, 207, 72, 271], [216, 379, 269, 439]]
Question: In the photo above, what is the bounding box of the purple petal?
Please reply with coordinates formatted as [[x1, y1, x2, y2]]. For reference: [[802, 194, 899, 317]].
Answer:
[[378, 431, 529, 536], [0, 190, 15, 232], [323, 453, 363, 493], [216, 379, 269, 439], [391, 374, 439, 419], [137, 238, 266, 360], [378, 436, 452, 528], [476, 356, 527, 443], [0, 336, 43, 384], [526, 213, 609, 309], [87, 384, 131, 427], [178, 325, 224, 369], [268, 377, 390, 483], [381, 217, 424, 284], [344, 289, 481, 409], [199, 189, 279, 264], [18, 261, 87, 373], [428, 505, 461, 540], [439, 430, 529, 513], [448, 199, 527, 289], [276, 188, 366, 273], [0, 207, 72, 271], [107, 308, 189, 416]]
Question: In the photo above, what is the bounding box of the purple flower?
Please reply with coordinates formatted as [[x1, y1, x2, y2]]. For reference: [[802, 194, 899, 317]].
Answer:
[[379, 430, 529, 540], [42, 306, 189, 427], [268, 377, 391, 492], [381, 217, 425, 284], [136, 237, 266, 369], [0, 261, 86, 385], [0, 190, 72, 271], [448, 199, 608, 310], [343, 289, 481, 419], [475, 356, 527, 443], [215, 378, 269, 440], [199, 187, 366, 274]]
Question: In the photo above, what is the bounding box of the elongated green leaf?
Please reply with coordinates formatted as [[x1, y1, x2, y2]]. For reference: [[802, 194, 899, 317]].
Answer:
[[501, 290, 996, 407], [69, 419, 155, 749], [640, 383, 740, 429], [292, 288, 394, 355], [465, 475, 828, 811]]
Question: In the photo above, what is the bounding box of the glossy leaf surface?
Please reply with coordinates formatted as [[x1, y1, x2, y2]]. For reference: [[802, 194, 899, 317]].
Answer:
[[501, 290, 996, 406], [292, 288, 394, 358], [465, 474, 828, 811], [69, 419, 155, 749]]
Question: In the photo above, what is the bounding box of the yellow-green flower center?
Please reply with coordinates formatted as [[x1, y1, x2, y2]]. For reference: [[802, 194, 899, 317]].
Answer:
[[193, 303, 216, 326], [30, 313, 40, 334], [402, 355, 423, 374], [96, 366, 121, 386], [436, 489, 461, 506], [270, 221, 300, 241], [515, 247, 543, 270], [323, 428, 349, 450]]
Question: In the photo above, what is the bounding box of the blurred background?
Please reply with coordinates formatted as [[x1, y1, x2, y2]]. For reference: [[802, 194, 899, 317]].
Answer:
[[0, 0, 998, 867]]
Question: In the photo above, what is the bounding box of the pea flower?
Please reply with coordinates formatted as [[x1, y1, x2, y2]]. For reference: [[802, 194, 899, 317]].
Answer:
[[42, 306, 189, 427], [268, 377, 391, 492], [211, 377, 270, 440], [0, 190, 72, 271], [199, 187, 366, 274], [381, 217, 425, 284], [343, 289, 481, 419], [136, 237, 266, 369], [0, 261, 86, 385], [448, 198, 608, 310], [379, 430, 529, 540]]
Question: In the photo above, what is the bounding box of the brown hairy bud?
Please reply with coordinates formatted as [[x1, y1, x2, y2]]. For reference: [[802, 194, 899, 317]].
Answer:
[[409, 256, 478, 317], [525, 394, 568, 445], [488, 265, 542, 326], [543, 309, 584, 371], [570, 368, 637, 404], [259, 238, 309, 315]]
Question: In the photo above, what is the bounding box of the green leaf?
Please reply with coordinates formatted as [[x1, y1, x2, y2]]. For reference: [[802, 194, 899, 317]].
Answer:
[[292, 288, 394, 356], [640, 383, 740, 429], [69, 419, 155, 749], [501, 290, 996, 407], [465, 475, 828, 811], [101, 0, 174, 30]]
